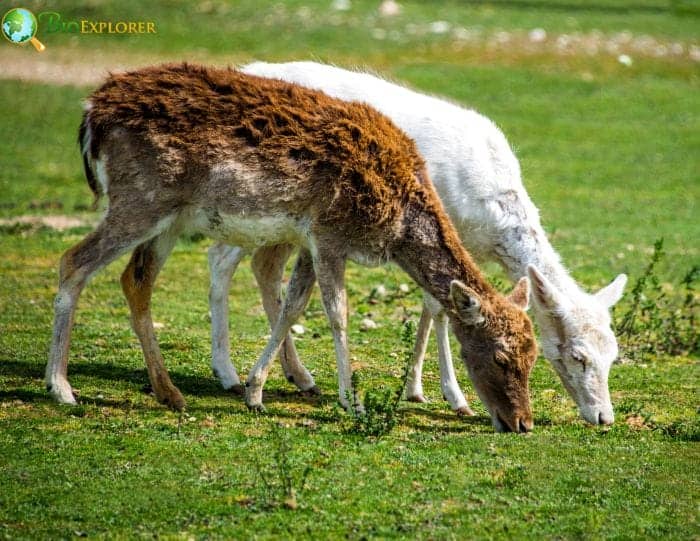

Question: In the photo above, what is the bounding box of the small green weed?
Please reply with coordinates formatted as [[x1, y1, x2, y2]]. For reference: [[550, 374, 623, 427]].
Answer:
[[616, 400, 655, 426], [654, 417, 700, 442], [253, 422, 312, 510], [346, 320, 415, 438], [615, 239, 699, 361]]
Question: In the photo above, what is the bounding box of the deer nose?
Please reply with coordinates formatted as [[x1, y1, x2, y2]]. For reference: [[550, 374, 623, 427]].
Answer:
[[518, 417, 533, 433], [598, 411, 614, 426]]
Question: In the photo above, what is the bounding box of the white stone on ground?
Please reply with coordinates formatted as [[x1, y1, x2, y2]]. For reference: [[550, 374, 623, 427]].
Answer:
[[360, 318, 377, 330]]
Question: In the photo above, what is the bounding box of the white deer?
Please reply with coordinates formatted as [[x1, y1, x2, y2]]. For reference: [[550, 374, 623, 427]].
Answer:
[[207, 61, 627, 425], [45, 63, 537, 432]]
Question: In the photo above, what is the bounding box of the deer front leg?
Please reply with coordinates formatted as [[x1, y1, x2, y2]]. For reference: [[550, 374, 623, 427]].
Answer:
[[121, 230, 184, 411], [245, 248, 317, 411], [405, 306, 432, 404], [424, 294, 474, 416], [433, 311, 475, 416], [251, 244, 317, 393], [47, 220, 155, 405], [312, 246, 360, 412], [208, 243, 246, 393]]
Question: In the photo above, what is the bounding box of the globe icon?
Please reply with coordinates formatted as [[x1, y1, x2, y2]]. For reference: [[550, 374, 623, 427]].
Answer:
[[2, 8, 45, 51]]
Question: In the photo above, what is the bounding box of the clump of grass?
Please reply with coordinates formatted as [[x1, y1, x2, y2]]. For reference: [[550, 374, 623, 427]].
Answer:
[[654, 417, 700, 442], [346, 320, 415, 438], [617, 400, 700, 442], [615, 239, 698, 362], [616, 400, 655, 427], [253, 422, 312, 510]]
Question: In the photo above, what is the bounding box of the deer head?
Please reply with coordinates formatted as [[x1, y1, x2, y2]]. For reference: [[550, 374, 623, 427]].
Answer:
[[448, 276, 536, 433], [527, 265, 626, 425]]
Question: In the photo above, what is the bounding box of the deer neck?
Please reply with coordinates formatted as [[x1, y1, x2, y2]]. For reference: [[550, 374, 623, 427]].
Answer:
[[392, 200, 496, 309], [496, 221, 582, 299]]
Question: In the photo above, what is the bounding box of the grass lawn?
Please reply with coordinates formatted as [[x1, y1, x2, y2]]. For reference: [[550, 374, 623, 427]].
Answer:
[[1, 1, 698, 539]]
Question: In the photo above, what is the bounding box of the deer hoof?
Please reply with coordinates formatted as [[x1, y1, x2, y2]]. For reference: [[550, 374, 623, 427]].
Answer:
[[159, 388, 186, 411], [47, 378, 78, 404], [455, 405, 475, 417], [301, 385, 321, 397], [229, 383, 246, 396], [247, 402, 266, 413]]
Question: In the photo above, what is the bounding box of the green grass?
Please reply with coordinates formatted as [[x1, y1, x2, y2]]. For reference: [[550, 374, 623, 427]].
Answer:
[[22, 0, 700, 57], [1, 0, 699, 539], [1, 229, 698, 539], [0, 82, 88, 217]]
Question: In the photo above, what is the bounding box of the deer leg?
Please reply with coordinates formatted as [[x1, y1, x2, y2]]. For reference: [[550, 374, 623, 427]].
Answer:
[[245, 248, 316, 411], [46, 219, 164, 405], [251, 244, 317, 393], [208, 243, 246, 393], [424, 295, 474, 416], [311, 247, 360, 412], [405, 305, 432, 404], [121, 229, 183, 411], [433, 311, 474, 416]]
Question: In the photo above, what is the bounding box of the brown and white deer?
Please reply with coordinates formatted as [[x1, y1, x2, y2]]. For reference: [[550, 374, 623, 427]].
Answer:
[[46, 63, 537, 432]]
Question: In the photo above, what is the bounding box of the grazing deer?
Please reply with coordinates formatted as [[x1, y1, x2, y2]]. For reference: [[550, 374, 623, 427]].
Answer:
[[207, 61, 627, 425], [45, 63, 537, 432]]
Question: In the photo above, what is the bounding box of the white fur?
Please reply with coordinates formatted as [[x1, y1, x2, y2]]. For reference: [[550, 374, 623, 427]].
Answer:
[[208, 244, 246, 390], [193, 210, 303, 248], [81, 105, 108, 199], [92, 157, 109, 200], [237, 61, 627, 425]]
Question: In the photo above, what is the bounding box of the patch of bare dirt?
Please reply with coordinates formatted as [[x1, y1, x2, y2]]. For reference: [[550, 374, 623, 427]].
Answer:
[[0, 47, 230, 87], [0, 28, 696, 88], [0, 215, 93, 231], [625, 414, 653, 430]]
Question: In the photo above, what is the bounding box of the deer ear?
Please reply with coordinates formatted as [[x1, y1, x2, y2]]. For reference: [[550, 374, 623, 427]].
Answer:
[[507, 276, 530, 310], [449, 280, 486, 326], [527, 265, 564, 313], [595, 274, 627, 308]]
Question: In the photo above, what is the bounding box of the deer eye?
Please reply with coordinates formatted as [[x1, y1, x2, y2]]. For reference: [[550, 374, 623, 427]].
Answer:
[[494, 349, 510, 367], [571, 352, 587, 369]]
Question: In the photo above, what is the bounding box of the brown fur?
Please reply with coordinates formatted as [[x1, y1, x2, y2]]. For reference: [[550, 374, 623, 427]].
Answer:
[[49, 63, 537, 430], [85, 63, 425, 227], [120, 237, 185, 410]]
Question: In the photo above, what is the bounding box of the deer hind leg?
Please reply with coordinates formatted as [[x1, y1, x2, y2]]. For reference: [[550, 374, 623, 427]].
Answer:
[[405, 305, 432, 404], [120, 228, 183, 411], [245, 248, 317, 411], [251, 244, 317, 393], [46, 218, 164, 405], [424, 294, 474, 416], [208, 243, 246, 393]]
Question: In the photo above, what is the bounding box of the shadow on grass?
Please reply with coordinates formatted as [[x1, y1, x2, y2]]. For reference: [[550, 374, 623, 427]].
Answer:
[[401, 407, 554, 434], [401, 408, 494, 433], [0, 359, 556, 434], [0, 358, 331, 409], [0, 388, 54, 404]]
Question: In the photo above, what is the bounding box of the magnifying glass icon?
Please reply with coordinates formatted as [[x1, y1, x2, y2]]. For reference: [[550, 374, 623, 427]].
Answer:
[[2, 8, 46, 52]]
